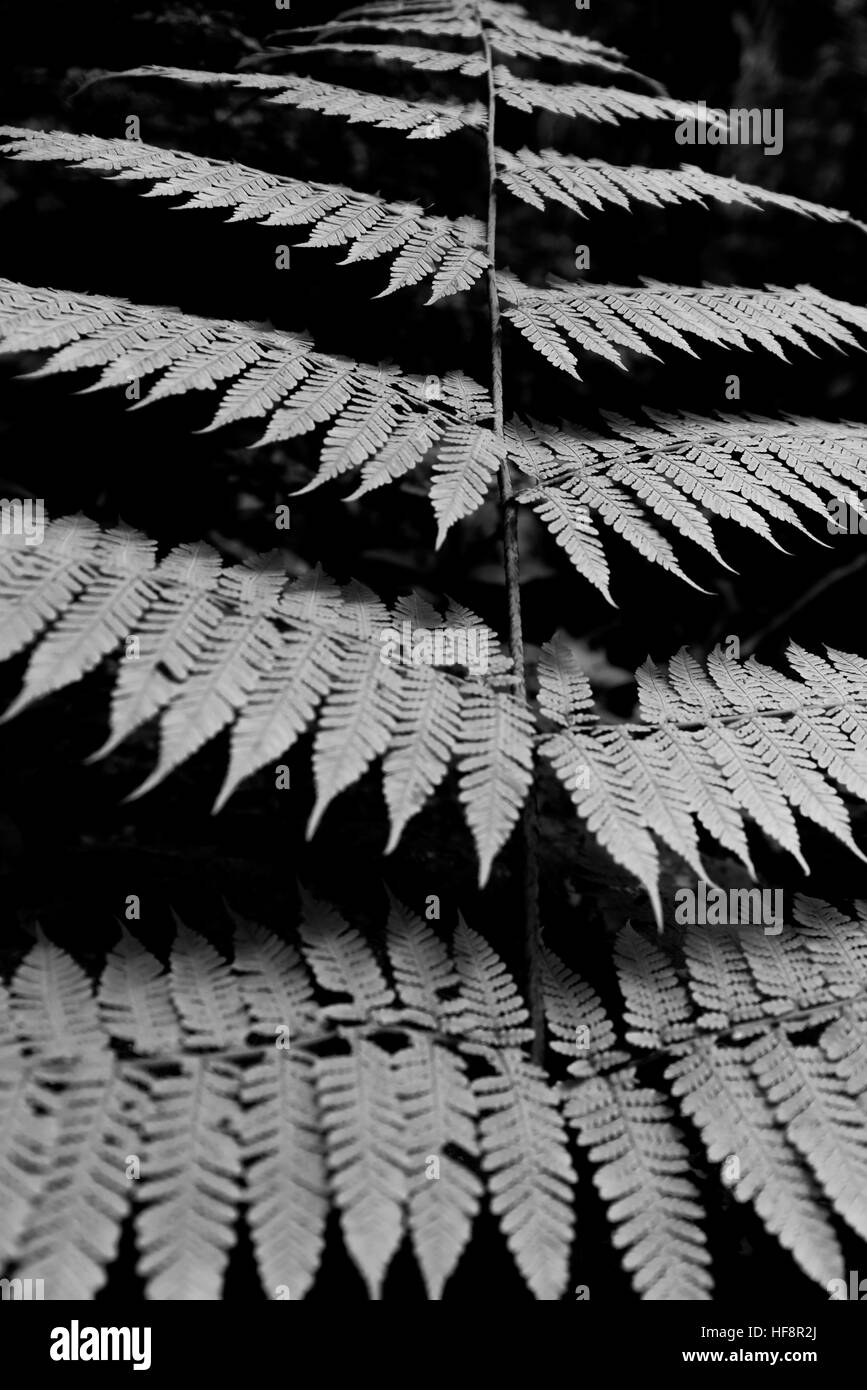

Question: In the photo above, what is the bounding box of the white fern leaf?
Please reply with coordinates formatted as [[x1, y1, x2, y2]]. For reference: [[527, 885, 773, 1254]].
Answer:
[[396, 1034, 481, 1298], [168, 924, 248, 1050], [229, 912, 319, 1037], [122, 65, 485, 136], [135, 1058, 243, 1299], [314, 1039, 409, 1297], [496, 148, 864, 229], [97, 929, 182, 1054], [456, 686, 534, 885], [9, 1060, 137, 1299], [1, 525, 157, 721], [299, 890, 396, 1021], [566, 1073, 712, 1300], [383, 663, 463, 852], [667, 1040, 844, 1286], [473, 1048, 575, 1300], [10, 931, 108, 1058], [243, 1051, 328, 1300]]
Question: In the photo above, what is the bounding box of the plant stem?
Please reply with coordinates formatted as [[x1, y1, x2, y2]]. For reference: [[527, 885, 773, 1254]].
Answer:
[[477, 10, 545, 1065]]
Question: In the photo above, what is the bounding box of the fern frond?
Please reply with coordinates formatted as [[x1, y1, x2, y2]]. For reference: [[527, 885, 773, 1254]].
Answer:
[[0, 127, 489, 301], [97, 929, 182, 1054], [667, 1040, 844, 1286], [10, 931, 108, 1058], [314, 1039, 409, 1298], [473, 1048, 575, 1300], [749, 1031, 867, 1240], [121, 65, 486, 137], [456, 686, 534, 885], [492, 69, 722, 129], [396, 1034, 481, 1299], [496, 148, 863, 229], [566, 1073, 712, 1300], [0, 519, 528, 884], [498, 273, 867, 378], [134, 1058, 242, 1299], [542, 643, 867, 916], [243, 1051, 328, 1300], [299, 891, 396, 1022], [7, 1060, 137, 1299], [0, 280, 496, 530]]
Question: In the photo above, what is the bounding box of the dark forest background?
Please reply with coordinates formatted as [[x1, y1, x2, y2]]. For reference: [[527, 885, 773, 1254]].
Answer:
[[1, 0, 866, 1301]]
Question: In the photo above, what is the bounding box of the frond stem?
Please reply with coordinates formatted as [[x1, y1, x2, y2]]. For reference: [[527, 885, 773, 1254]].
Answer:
[[477, 7, 544, 1066]]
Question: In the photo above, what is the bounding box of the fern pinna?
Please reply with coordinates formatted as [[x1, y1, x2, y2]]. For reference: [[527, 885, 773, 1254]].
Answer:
[[2, 891, 867, 1300], [1, 0, 867, 1300]]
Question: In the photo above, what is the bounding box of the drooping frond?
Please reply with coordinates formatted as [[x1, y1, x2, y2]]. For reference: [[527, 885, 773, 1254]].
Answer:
[[492, 69, 725, 130], [566, 1073, 712, 1299], [509, 412, 867, 594], [540, 643, 867, 920], [0, 516, 523, 885], [498, 272, 867, 378], [120, 65, 486, 138], [666, 1039, 844, 1286], [0, 128, 488, 302], [496, 148, 864, 230], [4, 894, 867, 1298], [286, 0, 629, 75], [0, 280, 498, 530]]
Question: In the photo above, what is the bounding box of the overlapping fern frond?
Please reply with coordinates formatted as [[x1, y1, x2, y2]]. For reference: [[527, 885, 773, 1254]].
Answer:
[[3, 890, 867, 1299], [498, 272, 867, 379], [0, 128, 489, 303], [0, 280, 499, 536], [1, 522, 867, 911], [509, 412, 867, 598]]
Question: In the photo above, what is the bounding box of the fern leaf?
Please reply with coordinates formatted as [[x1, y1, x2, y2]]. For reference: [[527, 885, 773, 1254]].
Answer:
[[299, 890, 396, 1022], [0, 280, 492, 529], [449, 917, 533, 1047], [97, 929, 182, 1054], [230, 912, 319, 1038], [314, 1039, 409, 1298], [214, 621, 343, 813], [307, 641, 401, 834], [128, 562, 288, 801], [0, 1067, 59, 1262], [10, 931, 108, 1058], [456, 686, 534, 885], [497, 148, 863, 229], [499, 275, 867, 377], [749, 1031, 867, 1241], [9, 1060, 137, 1299], [0, 513, 103, 662], [383, 663, 463, 852], [384, 896, 460, 1028], [122, 65, 485, 137], [243, 1051, 328, 1300], [473, 1048, 575, 1300], [168, 924, 248, 1050], [667, 1040, 844, 1286], [430, 422, 504, 543], [396, 1034, 481, 1298], [541, 945, 620, 1068], [493, 69, 722, 128], [566, 1073, 712, 1300], [0, 525, 158, 722], [615, 926, 692, 1050], [135, 1058, 242, 1299], [0, 127, 488, 300]]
